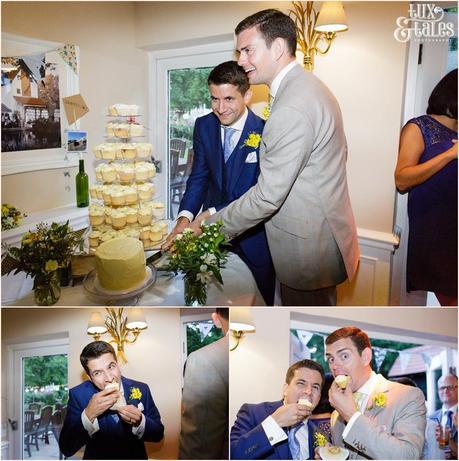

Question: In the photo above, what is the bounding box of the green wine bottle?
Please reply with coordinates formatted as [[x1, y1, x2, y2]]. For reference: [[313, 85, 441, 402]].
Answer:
[[76, 158, 89, 207]]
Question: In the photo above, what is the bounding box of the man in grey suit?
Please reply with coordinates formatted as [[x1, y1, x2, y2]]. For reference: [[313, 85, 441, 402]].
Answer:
[[191, 9, 359, 306], [178, 308, 229, 459], [326, 326, 426, 459]]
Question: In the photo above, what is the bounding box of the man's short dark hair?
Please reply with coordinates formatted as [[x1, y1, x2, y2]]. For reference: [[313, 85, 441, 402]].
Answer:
[[235, 9, 297, 57], [216, 307, 229, 320], [285, 359, 325, 386], [207, 61, 250, 95], [80, 341, 117, 375], [426, 68, 457, 119], [325, 326, 372, 355]]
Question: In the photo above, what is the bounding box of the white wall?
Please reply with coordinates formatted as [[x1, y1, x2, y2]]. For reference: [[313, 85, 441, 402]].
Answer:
[[1, 1, 148, 214], [229, 307, 458, 425], [1, 307, 182, 459]]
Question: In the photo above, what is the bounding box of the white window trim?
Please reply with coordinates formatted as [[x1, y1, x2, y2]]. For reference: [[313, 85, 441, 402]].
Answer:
[[148, 41, 234, 218]]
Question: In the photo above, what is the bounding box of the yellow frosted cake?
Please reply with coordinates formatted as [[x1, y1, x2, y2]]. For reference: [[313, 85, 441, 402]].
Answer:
[[95, 237, 146, 291]]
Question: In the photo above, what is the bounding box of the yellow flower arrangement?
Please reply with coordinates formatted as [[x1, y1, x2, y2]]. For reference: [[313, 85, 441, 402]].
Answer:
[[261, 104, 271, 120], [243, 132, 262, 148], [368, 392, 387, 409], [129, 387, 142, 400], [314, 432, 327, 447]]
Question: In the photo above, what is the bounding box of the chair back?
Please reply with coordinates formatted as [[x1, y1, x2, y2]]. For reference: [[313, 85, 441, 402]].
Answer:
[[170, 148, 181, 179], [170, 138, 187, 158], [28, 402, 41, 414], [36, 405, 52, 430], [184, 148, 194, 177], [61, 405, 68, 422], [24, 410, 35, 433]]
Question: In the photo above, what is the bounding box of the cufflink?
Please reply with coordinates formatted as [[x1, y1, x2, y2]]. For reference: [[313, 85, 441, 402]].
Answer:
[[269, 436, 274, 441]]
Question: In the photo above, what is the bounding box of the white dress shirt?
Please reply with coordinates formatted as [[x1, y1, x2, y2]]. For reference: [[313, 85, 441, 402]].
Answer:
[[342, 371, 379, 438], [81, 383, 146, 438]]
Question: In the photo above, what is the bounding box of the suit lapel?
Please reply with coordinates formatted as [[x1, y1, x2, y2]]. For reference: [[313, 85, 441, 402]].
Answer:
[[363, 374, 390, 419], [227, 111, 259, 194], [207, 114, 224, 191]]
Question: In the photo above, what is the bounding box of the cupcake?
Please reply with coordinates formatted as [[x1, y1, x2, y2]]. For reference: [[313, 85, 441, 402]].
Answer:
[[89, 207, 105, 227], [100, 164, 117, 183], [118, 164, 135, 183], [150, 224, 163, 242], [122, 144, 137, 160], [138, 207, 152, 226], [111, 210, 127, 229], [124, 186, 138, 205], [157, 221, 169, 237], [137, 183, 154, 201], [136, 143, 152, 160], [88, 231, 101, 248], [140, 226, 150, 240], [335, 375, 349, 389], [151, 202, 165, 219], [125, 207, 138, 224], [135, 162, 155, 181], [111, 189, 126, 207]]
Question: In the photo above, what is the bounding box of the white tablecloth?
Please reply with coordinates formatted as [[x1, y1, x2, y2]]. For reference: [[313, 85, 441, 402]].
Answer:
[[6, 253, 265, 306]]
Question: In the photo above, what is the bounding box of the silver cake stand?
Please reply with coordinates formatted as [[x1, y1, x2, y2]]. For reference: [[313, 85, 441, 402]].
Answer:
[[83, 264, 157, 305]]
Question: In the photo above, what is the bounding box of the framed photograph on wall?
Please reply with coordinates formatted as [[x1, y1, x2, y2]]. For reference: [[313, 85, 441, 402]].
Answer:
[[1, 33, 80, 175]]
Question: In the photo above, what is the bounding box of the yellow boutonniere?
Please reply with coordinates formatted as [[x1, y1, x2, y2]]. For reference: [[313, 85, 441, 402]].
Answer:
[[368, 392, 387, 409], [129, 387, 142, 400], [261, 104, 271, 120], [314, 432, 327, 447], [243, 132, 262, 148]]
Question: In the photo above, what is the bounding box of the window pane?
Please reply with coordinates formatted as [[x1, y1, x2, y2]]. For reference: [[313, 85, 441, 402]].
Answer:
[[168, 67, 212, 219]]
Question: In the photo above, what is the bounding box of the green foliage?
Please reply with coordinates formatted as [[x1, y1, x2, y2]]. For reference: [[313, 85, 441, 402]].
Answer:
[[24, 355, 67, 387], [186, 324, 224, 355], [171, 124, 194, 141], [169, 68, 211, 113], [24, 388, 68, 407]]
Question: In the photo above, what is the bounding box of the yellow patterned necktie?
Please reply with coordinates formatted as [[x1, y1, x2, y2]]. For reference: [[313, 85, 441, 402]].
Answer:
[[353, 391, 366, 411]]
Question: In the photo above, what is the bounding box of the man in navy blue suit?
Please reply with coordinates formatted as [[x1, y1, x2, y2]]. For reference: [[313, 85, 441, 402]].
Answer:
[[164, 61, 275, 305], [231, 359, 325, 459], [59, 341, 164, 459]]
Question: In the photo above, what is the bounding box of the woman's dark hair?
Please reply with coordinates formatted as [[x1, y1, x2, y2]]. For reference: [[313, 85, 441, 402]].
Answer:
[[426, 69, 457, 119], [312, 372, 334, 414]]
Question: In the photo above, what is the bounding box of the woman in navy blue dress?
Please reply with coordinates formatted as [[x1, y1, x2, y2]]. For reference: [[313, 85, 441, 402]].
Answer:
[[395, 69, 457, 306]]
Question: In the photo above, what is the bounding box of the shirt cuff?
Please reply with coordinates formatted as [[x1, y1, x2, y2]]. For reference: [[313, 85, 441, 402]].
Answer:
[[342, 411, 361, 439], [177, 210, 194, 222], [261, 415, 288, 446], [81, 409, 100, 436], [132, 413, 146, 439], [208, 207, 216, 216]]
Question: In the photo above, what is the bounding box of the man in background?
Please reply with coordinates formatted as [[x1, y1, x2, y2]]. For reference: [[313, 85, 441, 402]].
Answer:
[[424, 373, 458, 459], [178, 308, 229, 459]]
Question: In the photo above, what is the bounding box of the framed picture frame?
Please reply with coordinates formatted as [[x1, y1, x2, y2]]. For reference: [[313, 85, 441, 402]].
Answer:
[[1, 33, 80, 175]]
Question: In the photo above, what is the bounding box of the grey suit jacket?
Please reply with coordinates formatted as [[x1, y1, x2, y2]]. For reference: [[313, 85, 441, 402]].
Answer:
[[331, 374, 426, 459], [178, 336, 229, 459], [209, 64, 359, 290]]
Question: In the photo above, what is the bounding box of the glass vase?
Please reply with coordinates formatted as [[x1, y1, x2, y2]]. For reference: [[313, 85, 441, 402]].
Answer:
[[33, 271, 61, 306], [184, 276, 207, 306]]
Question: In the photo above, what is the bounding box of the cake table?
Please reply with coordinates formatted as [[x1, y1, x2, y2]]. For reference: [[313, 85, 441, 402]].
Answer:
[[6, 253, 265, 306]]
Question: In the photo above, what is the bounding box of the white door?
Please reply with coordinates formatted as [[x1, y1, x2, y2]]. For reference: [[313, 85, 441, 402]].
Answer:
[[6, 338, 68, 460]]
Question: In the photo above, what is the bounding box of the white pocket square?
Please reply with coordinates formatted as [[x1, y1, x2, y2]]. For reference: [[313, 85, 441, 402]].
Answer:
[[245, 151, 258, 163], [137, 402, 144, 412]]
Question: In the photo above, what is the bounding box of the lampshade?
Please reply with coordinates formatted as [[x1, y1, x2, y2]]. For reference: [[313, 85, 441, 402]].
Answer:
[[87, 312, 108, 335], [126, 308, 147, 330], [315, 1, 348, 33], [230, 308, 256, 332]]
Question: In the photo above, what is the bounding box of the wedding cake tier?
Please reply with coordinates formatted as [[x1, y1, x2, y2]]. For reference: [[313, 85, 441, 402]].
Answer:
[[93, 142, 152, 161], [95, 237, 147, 291], [108, 104, 139, 117]]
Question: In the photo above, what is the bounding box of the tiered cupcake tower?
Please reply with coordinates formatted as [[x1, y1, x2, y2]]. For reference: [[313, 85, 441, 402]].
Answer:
[[88, 104, 167, 251]]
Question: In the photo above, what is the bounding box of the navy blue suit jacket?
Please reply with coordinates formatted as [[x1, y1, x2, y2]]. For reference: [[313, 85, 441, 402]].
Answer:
[[179, 110, 272, 270], [59, 376, 164, 460], [231, 400, 317, 460]]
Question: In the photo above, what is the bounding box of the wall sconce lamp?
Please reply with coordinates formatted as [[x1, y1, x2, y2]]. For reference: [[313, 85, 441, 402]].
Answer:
[[230, 308, 256, 351], [289, 1, 348, 71], [87, 308, 147, 363]]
